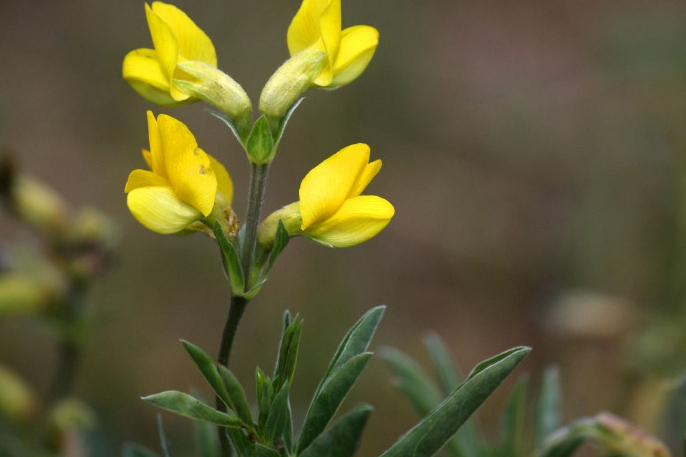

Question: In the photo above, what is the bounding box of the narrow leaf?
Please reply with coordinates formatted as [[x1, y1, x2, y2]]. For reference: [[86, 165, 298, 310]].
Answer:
[[181, 341, 231, 409], [265, 381, 291, 444], [316, 306, 385, 398], [535, 436, 584, 457], [144, 391, 242, 428], [380, 347, 443, 415], [273, 98, 304, 146], [256, 367, 274, 430], [226, 428, 256, 457], [213, 221, 245, 293], [195, 417, 220, 457], [298, 353, 372, 453], [207, 109, 247, 146], [379, 346, 531, 457], [497, 376, 528, 457], [535, 366, 561, 449], [217, 365, 253, 426], [273, 315, 302, 392], [246, 115, 275, 165], [299, 404, 373, 457], [261, 220, 290, 279], [157, 415, 172, 457], [255, 444, 280, 457], [423, 332, 462, 394]]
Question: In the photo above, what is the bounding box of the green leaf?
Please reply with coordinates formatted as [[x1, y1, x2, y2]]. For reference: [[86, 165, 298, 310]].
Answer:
[[298, 353, 372, 453], [157, 415, 172, 457], [226, 428, 256, 457], [255, 444, 281, 457], [207, 109, 247, 146], [496, 376, 528, 457], [378, 346, 531, 457], [144, 391, 242, 428], [381, 346, 482, 457], [181, 341, 231, 409], [217, 365, 253, 426], [262, 220, 290, 279], [272, 98, 303, 146], [256, 367, 274, 431], [195, 417, 220, 457], [536, 435, 584, 457], [423, 332, 462, 394], [246, 116, 275, 165], [299, 404, 373, 457], [316, 306, 385, 398], [534, 366, 561, 450], [122, 444, 160, 457], [273, 315, 302, 392], [380, 347, 443, 416], [265, 381, 291, 444], [213, 221, 245, 293]]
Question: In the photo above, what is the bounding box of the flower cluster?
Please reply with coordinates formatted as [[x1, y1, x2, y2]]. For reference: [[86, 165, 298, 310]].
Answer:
[[122, 0, 392, 287]]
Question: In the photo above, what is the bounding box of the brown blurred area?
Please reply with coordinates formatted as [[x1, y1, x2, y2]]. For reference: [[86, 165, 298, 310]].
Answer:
[[2, 0, 686, 455]]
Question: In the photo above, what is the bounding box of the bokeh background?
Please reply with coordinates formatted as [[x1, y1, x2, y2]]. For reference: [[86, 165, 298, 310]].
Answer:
[[2, 0, 686, 455]]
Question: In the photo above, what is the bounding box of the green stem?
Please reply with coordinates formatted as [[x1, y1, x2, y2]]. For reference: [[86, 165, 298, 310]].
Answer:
[[216, 294, 249, 457], [240, 163, 269, 288]]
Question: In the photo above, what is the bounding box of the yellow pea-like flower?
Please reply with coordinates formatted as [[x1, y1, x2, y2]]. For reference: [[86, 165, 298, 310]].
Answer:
[[125, 111, 233, 234], [259, 144, 393, 248], [122, 2, 217, 106], [287, 0, 378, 88]]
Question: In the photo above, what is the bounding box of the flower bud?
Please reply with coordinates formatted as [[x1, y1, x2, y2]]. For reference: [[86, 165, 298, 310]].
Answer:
[[11, 176, 69, 236], [46, 398, 96, 452], [257, 202, 302, 250], [259, 48, 326, 132], [173, 61, 252, 140], [0, 273, 57, 317]]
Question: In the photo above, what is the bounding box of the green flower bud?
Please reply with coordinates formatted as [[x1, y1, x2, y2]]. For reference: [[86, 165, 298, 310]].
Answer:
[[173, 61, 252, 139], [259, 48, 326, 132], [0, 273, 56, 317]]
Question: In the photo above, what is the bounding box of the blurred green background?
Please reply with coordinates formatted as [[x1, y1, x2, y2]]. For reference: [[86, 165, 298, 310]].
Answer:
[[2, 0, 686, 455]]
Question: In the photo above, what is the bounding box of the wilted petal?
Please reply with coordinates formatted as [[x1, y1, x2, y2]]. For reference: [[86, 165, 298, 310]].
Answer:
[[299, 143, 369, 229], [157, 115, 216, 216], [124, 169, 170, 193], [127, 186, 202, 234], [304, 195, 394, 247], [208, 154, 233, 204]]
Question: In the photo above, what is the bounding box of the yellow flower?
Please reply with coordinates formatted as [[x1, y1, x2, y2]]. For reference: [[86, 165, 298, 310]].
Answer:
[[125, 111, 233, 234], [122, 2, 217, 106], [259, 144, 393, 248], [287, 0, 378, 88]]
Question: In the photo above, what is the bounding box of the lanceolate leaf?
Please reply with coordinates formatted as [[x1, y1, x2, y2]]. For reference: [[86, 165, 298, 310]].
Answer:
[[226, 428, 256, 457], [144, 391, 242, 428], [423, 332, 462, 394], [157, 415, 172, 457], [217, 365, 253, 426], [213, 221, 245, 293], [255, 444, 280, 457], [181, 340, 231, 408], [273, 315, 302, 393], [265, 381, 291, 444], [315, 306, 385, 399], [378, 346, 531, 457], [299, 404, 373, 457], [195, 417, 220, 457], [262, 220, 290, 279], [380, 347, 443, 416], [298, 353, 372, 453], [497, 376, 528, 457], [535, 366, 561, 450]]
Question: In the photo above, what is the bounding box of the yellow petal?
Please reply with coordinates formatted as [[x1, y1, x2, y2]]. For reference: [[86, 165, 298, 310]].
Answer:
[[145, 3, 178, 80], [146, 111, 166, 178], [316, 0, 341, 84], [287, 0, 330, 55], [124, 169, 170, 193], [331, 25, 378, 87], [299, 143, 370, 229], [122, 48, 170, 90], [303, 195, 394, 247], [127, 186, 202, 234], [348, 159, 381, 199], [142, 149, 153, 169], [208, 154, 233, 204], [151, 2, 216, 66], [157, 114, 217, 216]]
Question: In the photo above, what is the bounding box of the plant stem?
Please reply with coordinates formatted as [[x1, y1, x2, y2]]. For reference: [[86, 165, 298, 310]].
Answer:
[[240, 163, 270, 287], [216, 294, 249, 457]]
